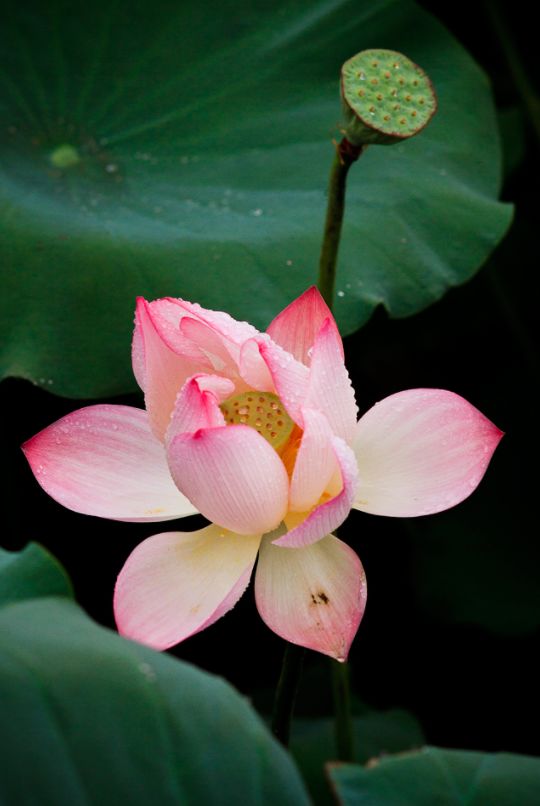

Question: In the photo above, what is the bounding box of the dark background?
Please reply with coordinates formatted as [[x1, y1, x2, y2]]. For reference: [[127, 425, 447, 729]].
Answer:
[[3, 1, 538, 757]]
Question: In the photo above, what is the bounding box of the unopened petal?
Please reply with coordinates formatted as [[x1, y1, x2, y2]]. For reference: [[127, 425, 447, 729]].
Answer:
[[352, 388, 503, 517], [274, 436, 359, 548], [255, 532, 367, 661], [168, 425, 289, 535], [115, 526, 260, 650], [22, 405, 197, 522], [266, 286, 343, 366]]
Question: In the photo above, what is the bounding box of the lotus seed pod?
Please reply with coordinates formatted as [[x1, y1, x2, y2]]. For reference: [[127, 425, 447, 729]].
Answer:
[[341, 49, 437, 147]]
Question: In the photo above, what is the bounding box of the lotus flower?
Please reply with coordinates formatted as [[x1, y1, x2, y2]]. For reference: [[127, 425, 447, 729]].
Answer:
[[23, 288, 502, 660]]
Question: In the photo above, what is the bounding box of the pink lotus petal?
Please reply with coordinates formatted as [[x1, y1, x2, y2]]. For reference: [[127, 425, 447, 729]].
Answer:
[[256, 335, 309, 426], [352, 388, 503, 517], [165, 374, 234, 445], [134, 298, 209, 441], [131, 306, 147, 391], [168, 425, 289, 535], [304, 318, 358, 444], [267, 286, 343, 366], [274, 436, 359, 548], [255, 532, 367, 661], [289, 408, 337, 512], [22, 405, 197, 522], [115, 526, 261, 649]]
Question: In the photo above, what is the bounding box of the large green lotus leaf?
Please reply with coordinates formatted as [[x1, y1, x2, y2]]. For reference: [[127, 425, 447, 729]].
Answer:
[[0, 547, 309, 805], [291, 711, 424, 805], [0, 0, 511, 396], [0, 543, 72, 606], [329, 747, 540, 805]]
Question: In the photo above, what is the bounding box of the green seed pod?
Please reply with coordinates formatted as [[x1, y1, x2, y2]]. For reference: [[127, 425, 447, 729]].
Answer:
[[341, 49, 437, 146]]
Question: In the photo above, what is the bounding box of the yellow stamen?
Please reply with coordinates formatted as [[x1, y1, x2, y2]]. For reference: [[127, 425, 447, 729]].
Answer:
[[220, 391, 294, 455]]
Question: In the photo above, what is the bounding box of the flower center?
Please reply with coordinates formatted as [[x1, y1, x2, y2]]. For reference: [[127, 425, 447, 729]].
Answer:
[[220, 391, 294, 454]]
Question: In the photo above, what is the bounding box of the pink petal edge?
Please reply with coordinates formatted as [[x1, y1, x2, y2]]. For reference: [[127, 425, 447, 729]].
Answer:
[[266, 286, 343, 366], [22, 405, 197, 522], [255, 531, 367, 661]]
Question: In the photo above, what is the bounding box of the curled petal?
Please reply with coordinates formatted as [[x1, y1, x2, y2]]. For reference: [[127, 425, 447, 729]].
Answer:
[[304, 318, 358, 444], [168, 298, 259, 360], [134, 298, 209, 441], [239, 338, 275, 392], [289, 408, 337, 512], [135, 297, 211, 363], [266, 286, 343, 366], [274, 436, 359, 548], [256, 335, 309, 426], [115, 526, 261, 650], [352, 388, 503, 517], [168, 425, 289, 535], [165, 374, 234, 444], [255, 532, 367, 661], [22, 405, 197, 522], [179, 317, 239, 375]]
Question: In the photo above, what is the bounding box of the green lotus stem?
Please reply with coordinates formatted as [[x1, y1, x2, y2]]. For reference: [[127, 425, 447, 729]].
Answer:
[[317, 139, 364, 309], [271, 643, 305, 746], [332, 660, 355, 761]]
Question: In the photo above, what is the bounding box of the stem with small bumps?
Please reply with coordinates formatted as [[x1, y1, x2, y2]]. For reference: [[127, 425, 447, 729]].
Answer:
[[317, 139, 363, 310]]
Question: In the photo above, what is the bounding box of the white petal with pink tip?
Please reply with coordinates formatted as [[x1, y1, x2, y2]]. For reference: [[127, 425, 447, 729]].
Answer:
[[168, 425, 289, 535], [115, 526, 261, 650], [22, 405, 197, 522], [255, 531, 367, 661], [352, 388, 503, 517]]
